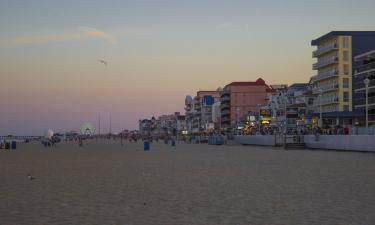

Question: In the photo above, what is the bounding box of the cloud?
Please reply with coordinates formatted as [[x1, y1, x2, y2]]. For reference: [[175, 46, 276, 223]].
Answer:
[[0, 27, 118, 47], [216, 22, 233, 30], [78, 26, 118, 44]]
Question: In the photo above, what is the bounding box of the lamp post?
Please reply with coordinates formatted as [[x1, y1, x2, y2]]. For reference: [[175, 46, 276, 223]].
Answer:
[[283, 92, 288, 134], [318, 89, 323, 128], [257, 104, 262, 122], [364, 78, 370, 130]]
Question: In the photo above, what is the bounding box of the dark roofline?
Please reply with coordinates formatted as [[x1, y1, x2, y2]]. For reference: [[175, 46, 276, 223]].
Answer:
[[311, 31, 375, 45]]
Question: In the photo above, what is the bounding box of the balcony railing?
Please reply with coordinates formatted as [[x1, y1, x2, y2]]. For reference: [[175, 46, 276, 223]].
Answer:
[[354, 79, 375, 91], [313, 106, 339, 113], [221, 109, 230, 115], [312, 83, 339, 94], [313, 56, 339, 70], [355, 96, 375, 106], [311, 68, 339, 83], [220, 91, 230, 97], [220, 103, 230, 110], [313, 97, 339, 106], [221, 96, 230, 102], [355, 61, 375, 74], [313, 42, 339, 57]]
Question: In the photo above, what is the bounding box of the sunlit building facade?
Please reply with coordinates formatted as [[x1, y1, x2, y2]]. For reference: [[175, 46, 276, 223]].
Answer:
[[220, 78, 274, 129], [311, 31, 375, 127]]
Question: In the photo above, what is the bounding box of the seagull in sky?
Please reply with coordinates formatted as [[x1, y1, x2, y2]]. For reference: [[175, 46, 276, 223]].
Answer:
[[98, 59, 108, 67]]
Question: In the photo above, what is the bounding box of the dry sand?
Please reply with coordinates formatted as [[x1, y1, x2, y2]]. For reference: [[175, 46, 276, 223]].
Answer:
[[1, 139, 375, 225]]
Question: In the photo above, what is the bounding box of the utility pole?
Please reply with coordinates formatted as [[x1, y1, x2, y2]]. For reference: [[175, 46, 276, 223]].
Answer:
[[98, 114, 101, 136], [109, 113, 112, 135]]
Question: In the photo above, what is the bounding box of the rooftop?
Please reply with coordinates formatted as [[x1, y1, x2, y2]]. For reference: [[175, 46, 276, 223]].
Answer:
[[311, 31, 375, 45], [227, 78, 267, 87]]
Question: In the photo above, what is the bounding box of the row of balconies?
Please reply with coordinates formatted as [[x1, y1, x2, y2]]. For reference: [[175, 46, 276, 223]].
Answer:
[[355, 61, 375, 74], [221, 102, 230, 110], [312, 82, 339, 94], [312, 42, 339, 58], [313, 96, 339, 106], [221, 96, 230, 102], [313, 105, 340, 113], [221, 109, 230, 116], [220, 90, 230, 97], [355, 96, 375, 107], [313, 56, 339, 70], [311, 68, 339, 83]]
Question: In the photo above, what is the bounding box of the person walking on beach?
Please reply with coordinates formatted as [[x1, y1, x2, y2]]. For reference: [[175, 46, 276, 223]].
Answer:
[[78, 136, 83, 147]]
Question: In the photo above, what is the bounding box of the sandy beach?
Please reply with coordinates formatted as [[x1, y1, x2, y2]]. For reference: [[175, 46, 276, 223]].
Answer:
[[1, 139, 375, 225]]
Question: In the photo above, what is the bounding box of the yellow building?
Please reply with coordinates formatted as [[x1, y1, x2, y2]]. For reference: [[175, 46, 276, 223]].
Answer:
[[311, 31, 375, 127]]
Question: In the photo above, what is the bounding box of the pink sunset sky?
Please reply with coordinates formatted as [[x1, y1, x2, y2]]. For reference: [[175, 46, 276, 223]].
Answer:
[[1, 0, 375, 135]]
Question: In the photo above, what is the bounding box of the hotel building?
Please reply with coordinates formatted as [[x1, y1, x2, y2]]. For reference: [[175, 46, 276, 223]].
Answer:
[[310, 31, 375, 126], [354, 50, 375, 125], [185, 90, 220, 133], [220, 78, 274, 129]]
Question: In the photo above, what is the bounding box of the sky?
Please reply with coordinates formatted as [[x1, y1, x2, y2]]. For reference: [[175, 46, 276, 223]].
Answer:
[[1, 0, 375, 135]]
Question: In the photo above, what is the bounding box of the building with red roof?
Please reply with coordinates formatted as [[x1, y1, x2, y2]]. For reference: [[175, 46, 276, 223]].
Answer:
[[220, 78, 274, 129]]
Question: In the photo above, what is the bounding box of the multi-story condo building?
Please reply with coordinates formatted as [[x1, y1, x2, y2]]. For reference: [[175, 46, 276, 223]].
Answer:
[[353, 50, 375, 125], [220, 78, 274, 129], [186, 90, 220, 133], [311, 31, 375, 127], [184, 95, 194, 133]]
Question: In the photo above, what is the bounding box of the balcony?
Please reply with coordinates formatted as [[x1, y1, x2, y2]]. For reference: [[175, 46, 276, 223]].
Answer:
[[311, 68, 339, 83], [354, 79, 375, 91], [221, 116, 231, 122], [313, 56, 339, 70], [221, 96, 230, 102], [314, 97, 339, 106], [355, 61, 375, 74], [312, 83, 339, 94], [221, 109, 230, 116], [220, 91, 230, 97], [220, 103, 230, 110], [313, 42, 339, 58], [355, 96, 375, 107]]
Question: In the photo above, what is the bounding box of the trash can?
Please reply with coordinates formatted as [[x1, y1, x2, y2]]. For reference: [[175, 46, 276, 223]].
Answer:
[[144, 141, 150, 151], [5, 142, 10, 150], [171, 139, 175, 146], [11, 140, 16, 150]]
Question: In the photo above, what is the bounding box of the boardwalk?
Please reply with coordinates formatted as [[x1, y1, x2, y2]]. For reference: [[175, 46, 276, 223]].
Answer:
[[1, 140, 375, 225]]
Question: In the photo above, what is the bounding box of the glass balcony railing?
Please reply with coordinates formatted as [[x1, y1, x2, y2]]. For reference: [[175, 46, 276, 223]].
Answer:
[[313, 56, 339, 70], [313, 97, 339, 106], [221, 96, 230, 102], [312, 83, 339, 94], [313, 42, 339, 57], [311, 68, 339, 83]]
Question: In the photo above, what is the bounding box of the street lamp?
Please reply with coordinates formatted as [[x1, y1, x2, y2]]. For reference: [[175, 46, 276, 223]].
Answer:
[[364, 78, 370, 129], [283, 92, 288, 134], [318, 89, 323, 128], [257, 104, 262, 123]]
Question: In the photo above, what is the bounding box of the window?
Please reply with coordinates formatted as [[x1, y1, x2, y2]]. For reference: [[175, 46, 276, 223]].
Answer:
[[343, 51, 349, 61], [343, 92, 349, 102], [343, 105, 349, 112], [308, 98, 314, 105], [344, 64, 349, 75], [343, 78, 349, 88], [343, 37, 349, 48]]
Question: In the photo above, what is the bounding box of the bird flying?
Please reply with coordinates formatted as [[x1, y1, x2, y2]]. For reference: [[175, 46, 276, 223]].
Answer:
[[98, 59, 108, 67]]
